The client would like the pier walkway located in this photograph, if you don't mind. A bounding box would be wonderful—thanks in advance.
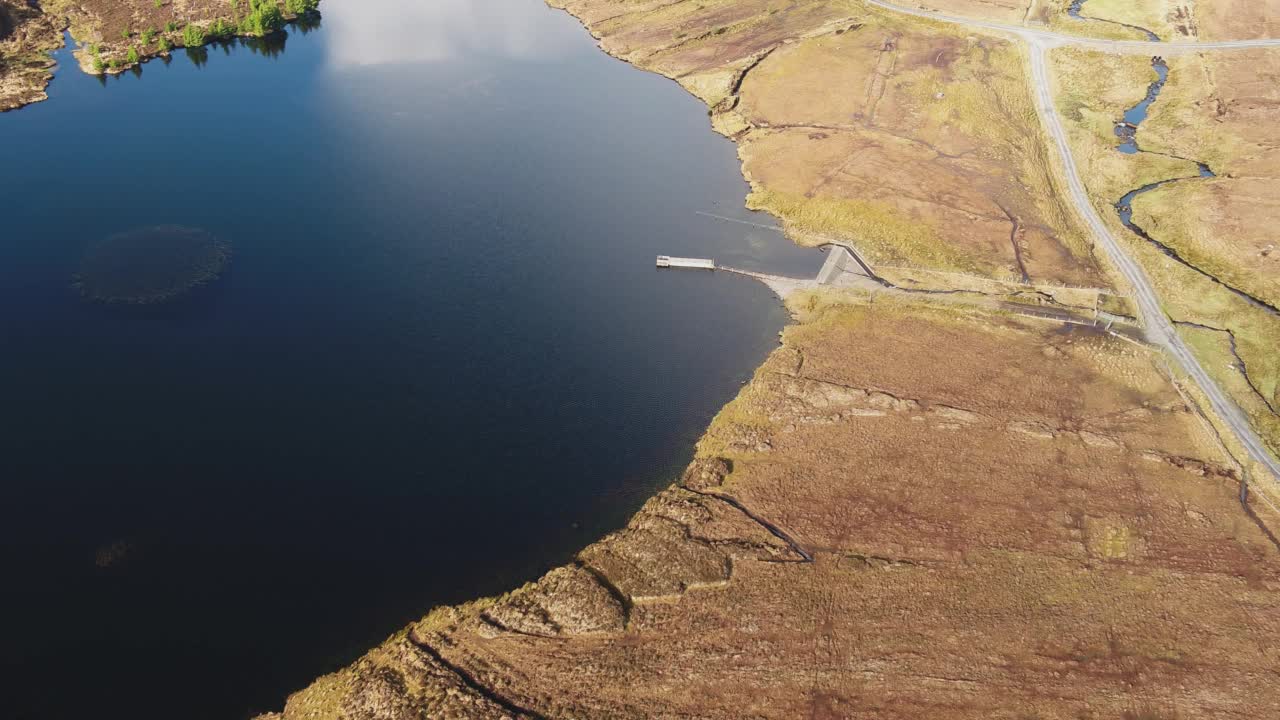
[659,238,1140,343]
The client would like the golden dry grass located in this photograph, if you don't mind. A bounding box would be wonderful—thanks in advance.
[1133,49,1280,308]
[1050,48,1199,197]
[1050,45,1280,455]
[1194,0,1280,40]
[887,0,1034,24]
[1069,0,1188,39]
[736,18,1103,284]
[545,1,1112,287]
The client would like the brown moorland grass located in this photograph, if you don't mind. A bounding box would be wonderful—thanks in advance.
[1063,0,1187,40]
[890,0,1035,25]
[552,0,1108,288]
[886,0,1143,39]
[1134,49,1280,309]
[736,19,1103,285]
[1043,0,1280,41]
[263,296,1280,720]
[845,0,1274,42]
[1051,49,1200,198]
[887,0,1157,40]
[1072,0,1280,41]
[1194,0,1280,40]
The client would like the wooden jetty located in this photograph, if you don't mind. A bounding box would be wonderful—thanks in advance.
[656,255,716,270]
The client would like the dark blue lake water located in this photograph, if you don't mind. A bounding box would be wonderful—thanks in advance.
[0,2,819,717]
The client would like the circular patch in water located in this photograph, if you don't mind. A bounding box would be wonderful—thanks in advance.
[73,225,231,304]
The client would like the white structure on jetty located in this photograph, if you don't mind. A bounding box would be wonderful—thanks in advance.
[656,255,716,270]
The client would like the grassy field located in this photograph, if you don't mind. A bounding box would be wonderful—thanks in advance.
[582,2,1108,287]
[1193,0,1280,40]
[1050,45,1280,456]
[1068,0,1183,39]
[738,12,1103,284]
[1133,49,1280,308]
[1050,49,1199,195]
[885,0,1152,39]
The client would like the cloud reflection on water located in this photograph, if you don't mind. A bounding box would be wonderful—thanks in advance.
[322,0,584,67]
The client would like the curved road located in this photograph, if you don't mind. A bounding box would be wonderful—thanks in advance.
[864,0,1280,483]
[865,0,1280,53]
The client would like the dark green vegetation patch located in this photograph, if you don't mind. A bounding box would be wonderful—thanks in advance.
[74,225,231,304]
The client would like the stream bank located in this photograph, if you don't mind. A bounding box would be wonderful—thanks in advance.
[1110,56,1278,315]
[1067,0,1160,41]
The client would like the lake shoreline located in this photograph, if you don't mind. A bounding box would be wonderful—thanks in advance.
[0,1,64,111]
[0,0,320,112]
[11,1,1280,716]
[2,4,819,715]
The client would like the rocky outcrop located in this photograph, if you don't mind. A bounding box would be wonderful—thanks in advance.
[0,0,64,112]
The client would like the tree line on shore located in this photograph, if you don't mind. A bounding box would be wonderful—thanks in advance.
[88,0,319,73]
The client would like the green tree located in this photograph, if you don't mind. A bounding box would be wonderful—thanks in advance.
[127,46,139,64]
[183,24,205,46]
[240,0,285,36]
[285,0,319,14]
[208,18,235,39]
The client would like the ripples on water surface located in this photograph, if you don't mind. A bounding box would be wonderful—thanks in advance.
[0,1,820,717]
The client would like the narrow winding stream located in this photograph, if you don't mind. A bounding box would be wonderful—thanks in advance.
[1068,0,1161,42]
[1110,57,1278,315]
[1106,51,1279,425]
[1113,57,1169,154]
